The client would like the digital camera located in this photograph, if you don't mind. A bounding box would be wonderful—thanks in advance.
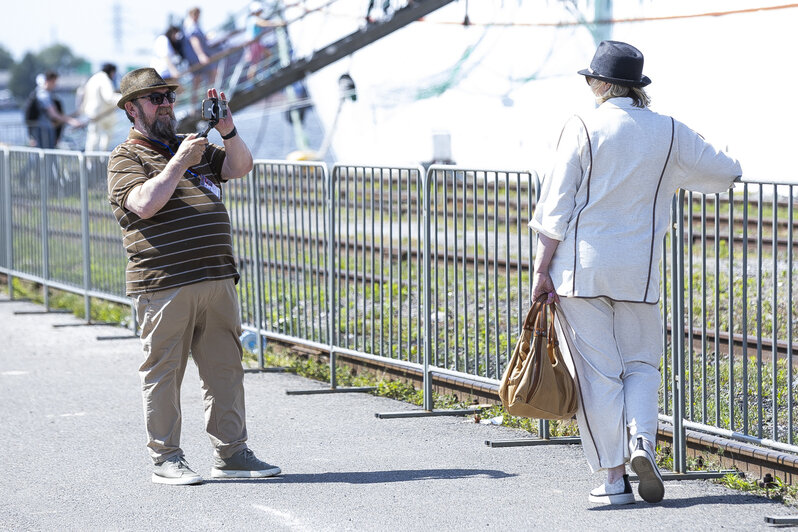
[201,97,228,122]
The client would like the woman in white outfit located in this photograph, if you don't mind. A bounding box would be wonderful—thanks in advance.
[529,40,742,505]
[80,63,121,152]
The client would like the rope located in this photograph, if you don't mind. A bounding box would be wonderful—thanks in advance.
[413,25,490,100]
[316,2,798,28]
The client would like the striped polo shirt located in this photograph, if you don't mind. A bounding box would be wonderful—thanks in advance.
[107,128,239,296]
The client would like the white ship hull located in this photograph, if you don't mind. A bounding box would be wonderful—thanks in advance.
[283,0,797,181]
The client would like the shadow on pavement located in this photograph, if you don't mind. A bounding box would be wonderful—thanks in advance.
[588,493,781,510]
[204,468,517,484]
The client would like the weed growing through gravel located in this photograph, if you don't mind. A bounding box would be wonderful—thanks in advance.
[718,472,798,507]
[247,342,465,408]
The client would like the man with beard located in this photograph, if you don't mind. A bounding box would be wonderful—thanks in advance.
[107,68,281,485]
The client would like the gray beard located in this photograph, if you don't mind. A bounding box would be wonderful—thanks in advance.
[149,115,178,141]
[135,103,178,142]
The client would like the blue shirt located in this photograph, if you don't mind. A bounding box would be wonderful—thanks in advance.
[182,20,208,65]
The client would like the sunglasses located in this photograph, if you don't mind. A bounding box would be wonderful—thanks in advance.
[134,90,177,105]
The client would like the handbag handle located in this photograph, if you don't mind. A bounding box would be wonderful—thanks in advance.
[522,296,547,332]
[546,302,559,349]
[539,300,561,364]
[523,295,555,340]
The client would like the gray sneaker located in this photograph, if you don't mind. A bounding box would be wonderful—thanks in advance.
[211,448,281,478]
[152,455,203,485]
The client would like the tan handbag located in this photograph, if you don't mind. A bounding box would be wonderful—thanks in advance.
[499,298,578,420]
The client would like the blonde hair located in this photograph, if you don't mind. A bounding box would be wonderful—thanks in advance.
[588,77,650,108]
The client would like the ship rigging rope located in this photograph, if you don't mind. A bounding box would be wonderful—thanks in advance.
[283,0,346,25]
[415,2,798,27]
[315,2,798,27]
[413,25,490,100]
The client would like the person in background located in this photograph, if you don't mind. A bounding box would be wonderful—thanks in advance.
[80,63,121,152]
[28,71,82,149]
[151,25,185,82]
[244,1,283,80]
[106,68,280,485]
[182,7,215,102]
[529,41,742,506]
[365,0,392,24]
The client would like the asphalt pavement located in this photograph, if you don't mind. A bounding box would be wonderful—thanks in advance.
[0,294,794,531]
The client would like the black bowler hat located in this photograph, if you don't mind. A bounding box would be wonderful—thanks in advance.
[578,40,651,87]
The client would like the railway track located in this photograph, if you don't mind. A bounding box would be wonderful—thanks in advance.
[673,323,797,361]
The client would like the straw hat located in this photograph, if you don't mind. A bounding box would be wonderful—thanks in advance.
[117,68,179,110]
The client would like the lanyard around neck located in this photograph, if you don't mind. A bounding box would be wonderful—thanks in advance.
[145,136,200,179]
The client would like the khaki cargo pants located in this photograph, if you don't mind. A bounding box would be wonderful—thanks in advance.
[134,278,247,463]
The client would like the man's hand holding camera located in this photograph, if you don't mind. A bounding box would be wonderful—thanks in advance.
[203,88,253,180]
[204,88,235,139]
[174,134,208,169]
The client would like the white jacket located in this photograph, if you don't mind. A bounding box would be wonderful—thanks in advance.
[80,71,120,126]
[530,97,742,303]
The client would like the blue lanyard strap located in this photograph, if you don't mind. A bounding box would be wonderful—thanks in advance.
[147,136,200,179]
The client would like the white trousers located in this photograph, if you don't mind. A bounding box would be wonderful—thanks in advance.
[556,296,662,472]
[84,118,116,152]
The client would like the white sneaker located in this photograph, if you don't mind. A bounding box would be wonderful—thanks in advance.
[630,437,664,503]
[588,474,635,505]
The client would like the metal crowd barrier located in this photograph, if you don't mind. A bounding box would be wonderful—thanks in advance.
[229,160,331,369]
[425,166,537,378]
[1,146,797,476]
[329,164,427,388]
[0,147,131,319]
[664,180,797,472]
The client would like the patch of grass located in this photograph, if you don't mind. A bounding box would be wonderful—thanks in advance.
[7,278,130,326]
[655,444,725,473]
[460,403,580,437]
[654,444,798,508]
[246,342,465,409]
[473,404,538,434]
[718,472,798,507]
[374,379,424,405]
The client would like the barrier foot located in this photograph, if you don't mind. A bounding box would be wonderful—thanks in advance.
[14,309,71,315]
[628,470,740,482]
[96,334,139,341]
[53,321,119,328]
[286,386,377,395]
[765,515,798,526]
[244,367,294,374]
[375,408,480,419]
[485,437,581,447]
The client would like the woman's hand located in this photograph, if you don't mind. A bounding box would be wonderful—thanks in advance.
[531,233,561,304]
[531,270,559,304]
